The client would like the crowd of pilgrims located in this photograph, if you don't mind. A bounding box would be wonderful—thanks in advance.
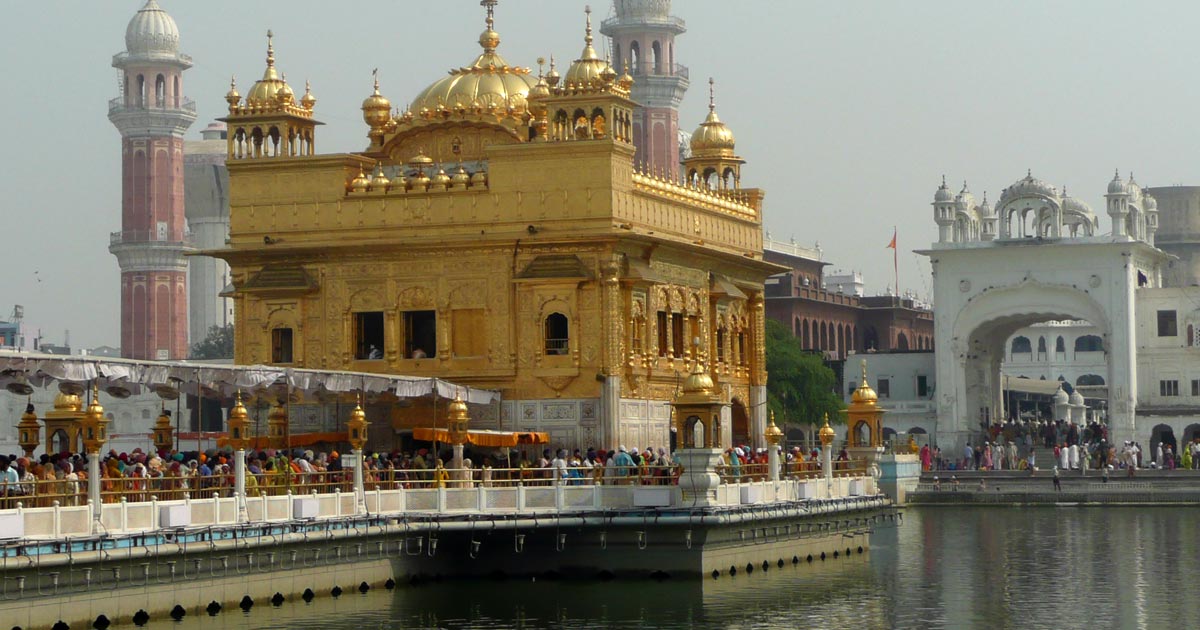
[0,439,860,506]
[915,417,1200,473]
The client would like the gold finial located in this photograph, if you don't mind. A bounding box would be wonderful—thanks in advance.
[536,57,545,78]
[266,29,275,67]
[708,77,716,113]
[584,5,593,45]
[482,0,497,30]
[372,67,380,94]
[229,75,236,90]
[860,358,868,383]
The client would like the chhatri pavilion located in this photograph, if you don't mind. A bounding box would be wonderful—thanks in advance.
[208,2,780,451]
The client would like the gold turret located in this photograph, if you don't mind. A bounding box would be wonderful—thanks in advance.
[227,391,250,451]
[684,78,745,191]
[347,395,369,451]
[222,30,321,160]
[17,401,40,457]
[447,391,470,445]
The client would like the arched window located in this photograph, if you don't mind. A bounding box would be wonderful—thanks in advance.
[1076,374,1105,387]
[864,326,879,351]
[137,74,146,108]
[173,76,180,108]
[1036,336,1047,360]
[613,43,622,73]
[1055,336,1066,354]
[1011,336,1032,355]
[1074,335,1103,354]
[155,74,165,107]
[897,332,909,351]
[651,41,662,74]
[802,319,810,348]
[629,41,641,73]
[544,313,569,355]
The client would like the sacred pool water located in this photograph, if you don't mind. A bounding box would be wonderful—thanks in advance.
[144,507,1197,629]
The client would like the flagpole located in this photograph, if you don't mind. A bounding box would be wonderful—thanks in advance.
[893,226,899,300]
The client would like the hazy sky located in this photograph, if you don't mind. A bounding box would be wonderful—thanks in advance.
[2,0,1198,351]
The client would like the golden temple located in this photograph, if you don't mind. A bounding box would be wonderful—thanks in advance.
[208,2,780,450]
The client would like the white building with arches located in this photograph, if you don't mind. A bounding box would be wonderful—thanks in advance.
[921,170,1170,452]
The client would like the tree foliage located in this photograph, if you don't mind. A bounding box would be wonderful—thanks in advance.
[190,324,234,360]
[765,319,844,426]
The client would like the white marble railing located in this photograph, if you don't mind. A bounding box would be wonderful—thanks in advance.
[1,475,877,539]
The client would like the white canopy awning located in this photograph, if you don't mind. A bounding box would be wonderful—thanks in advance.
[0,351,499,405]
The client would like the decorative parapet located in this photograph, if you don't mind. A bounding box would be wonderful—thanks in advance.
[631,169,756,219]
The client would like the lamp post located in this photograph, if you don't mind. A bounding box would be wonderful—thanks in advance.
[80,384,111,533]
[819,412,836,498]
[765,410,783,485]
[447,392,470,482]
[227,392,251,523]
[152,407,174,455]
[346,396,369,515]
[17,401,40,458]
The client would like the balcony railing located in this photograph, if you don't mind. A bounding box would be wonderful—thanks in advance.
[110,230,194,247]
[108,96,197,116]
[623,60,689,80]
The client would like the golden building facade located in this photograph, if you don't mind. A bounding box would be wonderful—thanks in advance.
[210,5,779,450]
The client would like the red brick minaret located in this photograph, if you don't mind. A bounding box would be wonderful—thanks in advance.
[108,0,196,360]
[600,0,689,180]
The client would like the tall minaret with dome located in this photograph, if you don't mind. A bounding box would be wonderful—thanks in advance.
[600,0,689,180]
[108,0,196,360]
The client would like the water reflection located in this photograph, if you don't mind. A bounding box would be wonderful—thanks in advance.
[156,508,1198,629]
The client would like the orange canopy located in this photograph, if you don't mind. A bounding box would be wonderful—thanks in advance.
[411,427,550,448]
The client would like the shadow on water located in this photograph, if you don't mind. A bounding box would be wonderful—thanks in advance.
[145,507,1200,629]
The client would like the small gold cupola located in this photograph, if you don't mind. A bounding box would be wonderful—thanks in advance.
[221,30,322,160]
[684,78,745,190]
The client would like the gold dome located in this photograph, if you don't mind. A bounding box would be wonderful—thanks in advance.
[229,392,249,424]
[765,411,784,445]
[849,359,878,405]
[225,76,241,109]
[246,31,295,106]
[54,391,82,412]
[564,7,608,89]
[818,413,836,446]
[448,394,470,423]
[408,150,434,169]
[680,362,715,396]
[618,63,634,91]
[407,4,535,118]
[369,162,391,190]
[362,74,392,128]
[451,165,471,187]
[431,165,452,188]
[350,165,369,193]
[300,79,316,109]
[690,78,736,157]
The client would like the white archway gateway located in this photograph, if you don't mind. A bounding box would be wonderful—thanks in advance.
[919,171,1170,452]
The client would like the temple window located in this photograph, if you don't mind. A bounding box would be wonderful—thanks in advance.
[544,313,569,355]
[272,327,294,363]
[354,312,385,360]
[878,378,890,399]
[402,310,436,359]
[451,309,486,358]
[716,328,726,363]
[736,331,747,365]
